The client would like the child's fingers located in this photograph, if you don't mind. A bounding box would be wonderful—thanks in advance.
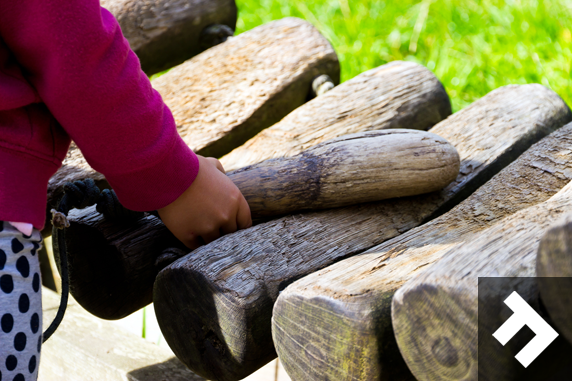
[202,229,221,244]
[204,156,225,174]
[221,217,238,235]
[184,236,204,251]
[237,196,252,230]
[176,231,203,250]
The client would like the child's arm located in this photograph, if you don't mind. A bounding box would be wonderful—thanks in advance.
[0,0,251,247]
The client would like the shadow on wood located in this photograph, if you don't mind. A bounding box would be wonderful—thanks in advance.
[53,129,459,320]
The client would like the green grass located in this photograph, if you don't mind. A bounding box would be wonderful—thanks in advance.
[235,0,572,112]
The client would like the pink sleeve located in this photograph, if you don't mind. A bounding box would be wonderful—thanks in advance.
[0,0,199,211]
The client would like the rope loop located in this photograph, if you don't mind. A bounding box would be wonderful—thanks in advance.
[61,178,100,212]
[97,189,145,221]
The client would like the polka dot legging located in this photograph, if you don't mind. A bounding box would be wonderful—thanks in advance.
[0,221,42,381]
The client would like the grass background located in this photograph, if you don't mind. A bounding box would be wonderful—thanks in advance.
[234,0,572,112]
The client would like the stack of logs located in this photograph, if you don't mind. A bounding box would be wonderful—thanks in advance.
[45,5,572,381]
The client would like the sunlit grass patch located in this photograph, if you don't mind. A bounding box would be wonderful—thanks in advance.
[235,0,572,112]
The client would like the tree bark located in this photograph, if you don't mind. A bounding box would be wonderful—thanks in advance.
[272,122,572,381]
[152,84,570,381]
[391,184,572,381]
[55,129,460,320]
[220,60,451,172]
[537,218,572,345]
[46,17,340,220]
[101,0,238,75]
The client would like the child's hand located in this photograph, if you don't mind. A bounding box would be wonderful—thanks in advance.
[157,155,252,249]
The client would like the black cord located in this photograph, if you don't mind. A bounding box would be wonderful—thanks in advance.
[42,225,69,342]
[43,178,144,343]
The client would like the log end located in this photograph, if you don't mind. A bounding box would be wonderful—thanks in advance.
[54,216,146,320]
[154,259,276,381]
[273,287,415,381]
[57,207,180,320]
[392,283,477,381]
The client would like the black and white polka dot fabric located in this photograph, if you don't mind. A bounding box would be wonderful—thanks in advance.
[0,221,42,381]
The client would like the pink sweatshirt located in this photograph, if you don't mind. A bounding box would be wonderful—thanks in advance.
[0,0,200,230]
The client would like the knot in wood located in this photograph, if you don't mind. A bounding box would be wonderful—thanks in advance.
[431,336,459,367]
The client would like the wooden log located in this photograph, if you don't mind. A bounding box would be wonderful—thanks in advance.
[40,287,204,381]
[233,129,460,217]
[220,60,452,172]
[154,17,341,158]
[53,129,460,321]
[101,0,237,75]
[153,85,571,381]
[536,218,572,345]
[46,17,341,217]
[391,183,572,381]
[271,122,572,381]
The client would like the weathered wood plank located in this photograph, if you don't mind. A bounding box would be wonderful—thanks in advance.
[536,218,572,345]
[101,0,238,75]
[272,122,572,381]
[39,287,204,381]
[391,184,572,381]
[47,17,340,216]
[220,60,451,172]
[153,85,571,381]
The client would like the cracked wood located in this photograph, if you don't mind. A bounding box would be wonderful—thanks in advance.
[221,60,451,171]
[153,84,570,381]
[392,184,572,381]
[272,122,572,381]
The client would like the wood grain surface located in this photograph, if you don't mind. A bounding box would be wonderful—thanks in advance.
[537,217,572,345]
[152,85,570,381]
[234,129,460,217]
[154,17,340,158]
[53,129,459,321]
[221,60,451,171]
[101,0,237,75]
[391,184,572,381]
[46,17,340,221]
[272,122,572,381]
